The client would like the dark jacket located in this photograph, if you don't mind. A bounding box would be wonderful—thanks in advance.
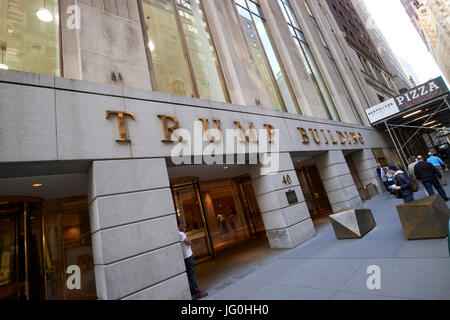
[414,160,442,180]
[393,171,413,197]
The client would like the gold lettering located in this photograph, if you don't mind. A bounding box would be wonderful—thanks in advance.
[158,115,183,142]
[328,130,338,144]
[309,128,321,144]
[106,110,135,142]
[358,133,365,144]
[264,124,275,143]
[344,132,352,144]
[320,129,329,144]
[350,132,359,144]
[200,118,222,142]
[297,127,310,144]
[234,121,258,143]
[336,131,347,144]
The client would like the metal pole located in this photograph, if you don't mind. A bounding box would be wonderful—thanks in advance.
[399,100,446,148]
[391,125,409,171]
[385,121,407,171]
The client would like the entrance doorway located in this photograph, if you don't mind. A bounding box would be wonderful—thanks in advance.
[0,197,96,300]
[0,199,44,300]
[296,165,332,224]
[170,175,266,262]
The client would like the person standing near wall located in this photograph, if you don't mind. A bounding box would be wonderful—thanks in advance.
[427,152,448,186]
[178,222,208,300]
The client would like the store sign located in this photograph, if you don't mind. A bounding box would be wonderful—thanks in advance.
[395,77,448,111]
[366,76,449,124]
[365,98,399,124]
[105,112,365,146]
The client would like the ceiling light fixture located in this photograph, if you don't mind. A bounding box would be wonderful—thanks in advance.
[424,120,437,126]
[32,184,43,187]
[36,0,53,22]
[402,110,421,118]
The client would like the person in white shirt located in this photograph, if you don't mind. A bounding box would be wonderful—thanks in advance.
[178,221,208,299]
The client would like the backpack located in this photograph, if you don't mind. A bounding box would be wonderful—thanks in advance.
[409,176,419,192]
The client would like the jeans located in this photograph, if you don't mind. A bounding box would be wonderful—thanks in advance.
[184,256,199,295]
[403,194,415,203]
[422,176,448,200]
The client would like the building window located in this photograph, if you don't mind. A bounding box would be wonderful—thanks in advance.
[0,0,61,76]
[305,1,362,124]
[234,0,300,114]
[278,0,340,121]
[141,0,229,102]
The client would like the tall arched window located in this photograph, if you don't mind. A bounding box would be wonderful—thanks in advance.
[141,0,229,103]
[305,0,363,124]
[234,0,300,114]
[278,0,340,121]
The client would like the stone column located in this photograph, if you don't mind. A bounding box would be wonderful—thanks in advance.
[250,153,316,249]
[351,148,384,192]
[88,158,191,300]
[315,150,362,213]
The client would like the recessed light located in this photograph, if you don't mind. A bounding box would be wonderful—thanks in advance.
[32,184,43,187]
[224,166,228,169]
[36,8,53,22]
[0,64,8,70]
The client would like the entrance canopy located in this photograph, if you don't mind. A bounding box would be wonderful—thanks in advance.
[365,76,450,169]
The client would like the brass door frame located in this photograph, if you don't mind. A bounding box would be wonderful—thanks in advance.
[0,197,44,300]
[296,165,332,216]
[235,176,258,237]
[170,179,216,261]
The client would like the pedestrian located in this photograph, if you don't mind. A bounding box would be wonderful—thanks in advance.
[427,152,447,186]
[388,165,414,203]
[414,155,449,201]
[407,157,418,177]
[217,213,228,234]
[382,167,395,196]
[229,207,237,231]
[408,156,426,195]
[178,221,208,300]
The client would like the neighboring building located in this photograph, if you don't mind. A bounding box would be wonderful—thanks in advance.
[324,0,400,104]
[401,0,450,83]
[350,0,414,93]
[0,0,397,300]
[400,57,421,85]
[400,0,427,42]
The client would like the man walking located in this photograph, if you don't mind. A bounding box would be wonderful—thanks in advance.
[414,155,449,201]
[388,165,414,203]
[427,152,447,186]
[178,222,208,300]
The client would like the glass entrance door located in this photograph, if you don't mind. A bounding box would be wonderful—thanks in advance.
[296,165,332,220]
[171,181,214,262]
[235,176,265,238]
[0,199,44,300]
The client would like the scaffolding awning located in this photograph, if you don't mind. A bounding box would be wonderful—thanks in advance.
[365,76,450,169]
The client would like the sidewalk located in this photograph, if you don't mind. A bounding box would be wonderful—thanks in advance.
[203,182,450,300]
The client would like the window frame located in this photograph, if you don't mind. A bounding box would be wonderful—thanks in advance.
[278,0,340,121]
[138,0,231,102]
[233,0,301,114]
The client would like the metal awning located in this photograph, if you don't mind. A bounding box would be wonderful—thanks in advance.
[366,77,450,170]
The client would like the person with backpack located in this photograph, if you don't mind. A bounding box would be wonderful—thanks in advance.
[388,165,414,203]
[414,155,450,201]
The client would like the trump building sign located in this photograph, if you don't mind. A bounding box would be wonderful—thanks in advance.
[365,76,449,124]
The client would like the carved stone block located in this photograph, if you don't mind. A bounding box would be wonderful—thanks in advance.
[396,195,450,240]
[330,208,376,239]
